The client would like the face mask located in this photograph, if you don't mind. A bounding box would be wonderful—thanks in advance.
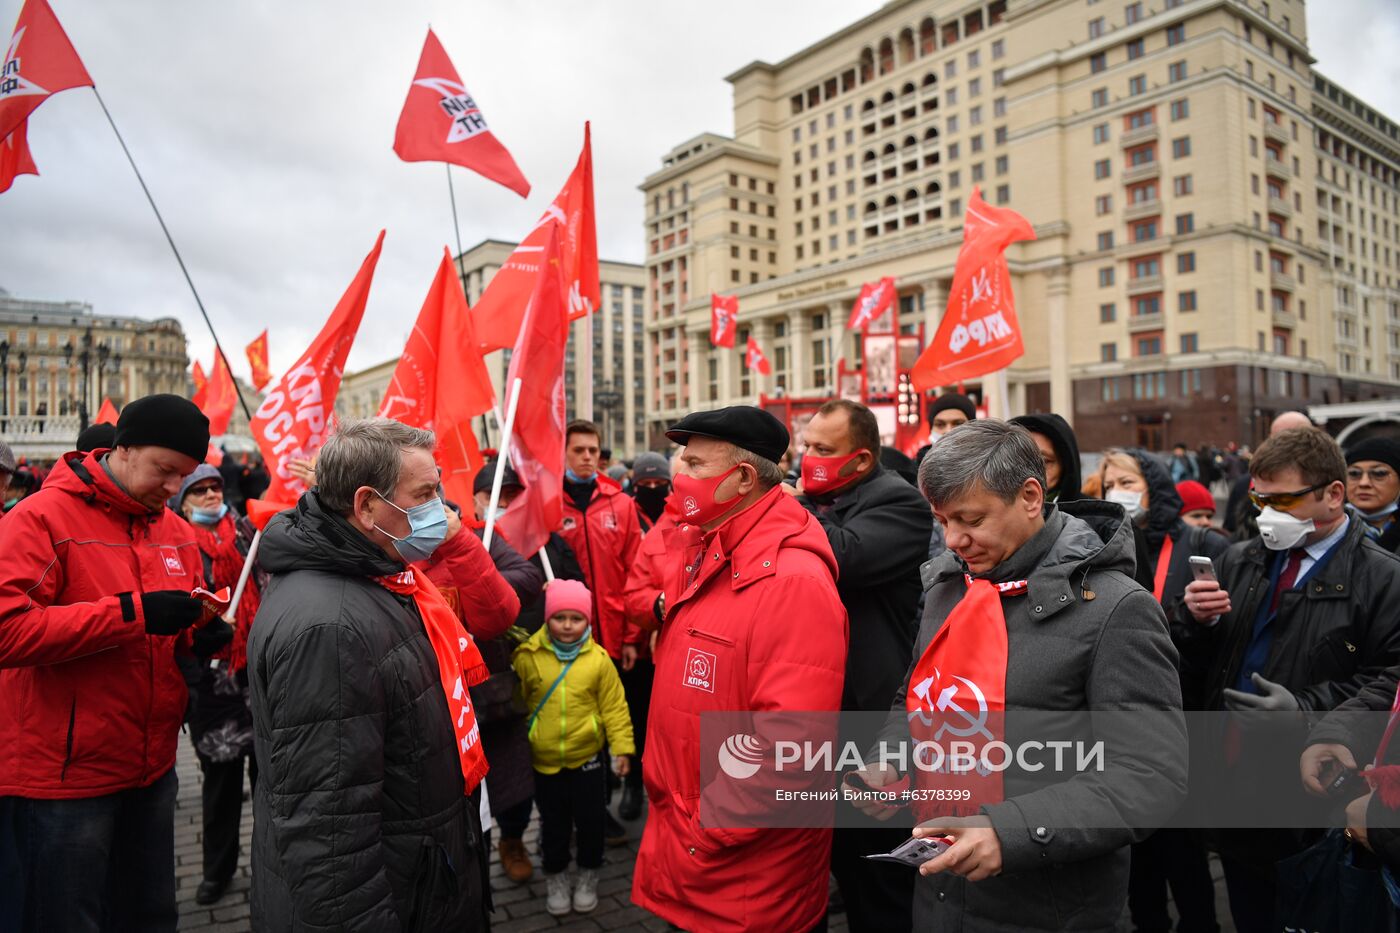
[490,506,508,523]
[374,492,449,563]
[191,503,229,526]
[1256,506,1316,551]
[801,451,866,497]
[1106,488,1146,521]
[3,498,17,510]
[564,468,595,485]
[666,465,743,527]
[1360,501,1400,522]
[633,484,670,522]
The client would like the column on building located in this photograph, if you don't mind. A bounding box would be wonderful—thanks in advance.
[827,301,852,387]
[719,326,736,405]
[921,277,947,339]
[687,327,706,414]
[789,311,811,397]
[1046,266,1072,422]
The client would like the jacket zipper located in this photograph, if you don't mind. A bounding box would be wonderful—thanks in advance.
[686,627,735,648]
[131,515,154,785]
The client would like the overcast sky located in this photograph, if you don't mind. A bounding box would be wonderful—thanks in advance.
[2,0,1397,380]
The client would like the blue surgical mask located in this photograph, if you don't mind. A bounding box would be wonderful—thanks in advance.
[374,492,449,563]
[564,468,595,485]
[191,503,229,526]
[1361,501,1400,522]
[490,506,508,523]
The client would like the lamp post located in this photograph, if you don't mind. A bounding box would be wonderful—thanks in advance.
[63,330,95,431]
[0,343,27,431]
[595,383,623,454]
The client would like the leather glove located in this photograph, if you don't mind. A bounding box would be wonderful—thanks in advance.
[136,590,206,636]
[192,618,235,659]
[1222,672,1299,712]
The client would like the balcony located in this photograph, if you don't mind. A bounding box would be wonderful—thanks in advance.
[1272,310,1298,330]
[1127,274,1163,295]
[1268,196,1294,217]
[1270,270,1297,291]
[0,414,83,459]
[1121,124,1159,147]
[1265,156,1292,179]
[1264,121,1290,144]
[1128,312,1164,332]
[1124,198,1161,220]
[1123,162,1161,184]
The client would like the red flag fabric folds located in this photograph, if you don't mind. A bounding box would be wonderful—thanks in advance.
[470,124,598,353]
[0,119,36,193]
[245,330,271,391]
[93,397,117,425]
[202,352,238,437]
[745,336,772,376]
[495,223,569,559]
[393,28,530,198]
[191,361,208,410]
[710,293,737,348]
[0,0,92,140]
[847,277,897,331]
[251,231,385,503]
[911,188,1036,390]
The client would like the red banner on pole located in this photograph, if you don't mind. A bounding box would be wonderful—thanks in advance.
[0,0,92,140]
[847,277,897,331]
[745,336,772,376]
[202,352,238,436]
[245,330,271,391]
[710,293,738,348]
[0,120,36,193]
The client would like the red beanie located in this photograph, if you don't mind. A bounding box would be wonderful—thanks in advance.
[544,579,593,624]
[1176,480,1215,516]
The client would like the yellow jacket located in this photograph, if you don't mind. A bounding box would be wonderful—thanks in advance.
[512,628,635,774]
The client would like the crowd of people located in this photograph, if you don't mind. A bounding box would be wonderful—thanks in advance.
[3,390,1400,932]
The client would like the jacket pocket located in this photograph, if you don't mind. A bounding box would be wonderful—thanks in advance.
[406,838,459,933]
[1310,630,1360,684]
[60,692,77,781]
[686,627,735,647]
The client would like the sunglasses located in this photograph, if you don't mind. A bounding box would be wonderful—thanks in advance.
[187,484,222,497]
[1249,481,1329,511]
[1347,467,1396,484]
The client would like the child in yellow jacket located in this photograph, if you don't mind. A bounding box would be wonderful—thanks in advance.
[512,579,633,917]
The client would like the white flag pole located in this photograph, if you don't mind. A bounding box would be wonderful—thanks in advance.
[221,528,262,624]
[537,546,556,583]
[481,377,524,552]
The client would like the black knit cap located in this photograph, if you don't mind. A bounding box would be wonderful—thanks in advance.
[928,392,977,422]
[666,405,789,464]
[1345,437,1400,476]
[113,394,210,463]
[473,460,524,494]
[75,423,116,453]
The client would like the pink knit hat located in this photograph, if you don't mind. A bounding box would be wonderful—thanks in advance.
[544,579,593,624]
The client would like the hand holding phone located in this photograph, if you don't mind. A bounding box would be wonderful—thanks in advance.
[1188,555,1217,584]
[863,834,953,867]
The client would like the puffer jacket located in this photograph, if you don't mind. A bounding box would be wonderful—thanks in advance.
[247,492,486,933]
[0,449,202,798]
[560,478,643,658]
[512,627,634,774]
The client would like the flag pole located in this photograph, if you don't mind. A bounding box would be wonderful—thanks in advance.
[222,529,262,624]
[91,88,252,424]
[445,164,466,276]
[481,377,523,551]
[537,547,556,583]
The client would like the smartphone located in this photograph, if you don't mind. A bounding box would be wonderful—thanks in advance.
[1189,555,1217,584]
[863,835,953,867]
[1322,760,1369,801]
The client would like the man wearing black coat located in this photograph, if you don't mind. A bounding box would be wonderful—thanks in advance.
[791,399,933,933]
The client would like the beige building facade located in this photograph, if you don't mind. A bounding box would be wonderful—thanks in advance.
[641,0,1400,451]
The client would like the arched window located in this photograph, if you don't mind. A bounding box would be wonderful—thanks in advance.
[904,188,920,202]
[862,150,877,163]
[882,143,897,156]
[923,126,940,142]
[884,195,899,209]
[919,18,937,55]
[878,38,895,75]
[926,181,942,196]
[880,90,896,105]
[898,29,916,65]
[864,201,879,215]
[859,48,874,84]
[902,135,918,149]
[922,72,938,87]
[901,82,916,97]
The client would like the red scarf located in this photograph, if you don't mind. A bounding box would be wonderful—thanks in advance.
[904,575,1019,822]
[374,568,490,794]
[191,513,262,672]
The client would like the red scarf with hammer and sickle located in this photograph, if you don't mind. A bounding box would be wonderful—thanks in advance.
[904,575,1019,821]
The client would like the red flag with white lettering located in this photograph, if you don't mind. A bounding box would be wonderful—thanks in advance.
[0,0,92,140]
[496,223,568,559]
[911,188,1035,390]
[251,231,385,503]
[847,276,897,331]
[745,336,771,376]
[245,330,271,391]
[379,247,496,506]
[470,124,597,353]
[393,29,530,198]
[202,352,238,436]
[191,361,208,410]
[710,293,737,348]
[0,119,36,193]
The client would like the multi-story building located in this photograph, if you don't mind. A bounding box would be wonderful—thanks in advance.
[641,0,1400,451]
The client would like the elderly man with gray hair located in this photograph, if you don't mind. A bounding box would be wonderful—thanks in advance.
[854,419,1187,932]
[247,418,489,932]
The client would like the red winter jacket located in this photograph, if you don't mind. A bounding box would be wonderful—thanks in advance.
[419,523,521,641]
[632,488,848,933]
[559,480,643,658]
[0,450,203,798]
[622,513,678,656]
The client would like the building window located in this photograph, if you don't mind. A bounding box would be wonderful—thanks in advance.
[1098,231,1116,250]
[1179,290,1198,312]
[1090,52,1107,74]
[1100,302,1117,323]
[992,39,1005,60]
[1180,332,1198,353]
[996,184,1011,204]
[1128,74,1147,96]
[1177,251,1196,273]
[1101,343,1118,362]
[1125,2,1143,24]
[1094,158,1112,179]
[1166,23,1186,46]
[1173,174,1193,196]
[1092,88,1109,108]
[1096,194,1113,215]
[1089,17,1105,39]
[1132,256,1160,278]
[1093,122,1110,144]
[1099,267,1116,287]
[995,155,1009,174]
[1131,218,1158,242]
[1127,38,1145,60]
[1170,98,1190,121]
[1175,213,1195,234]
[1168,60,1187,82]
[1134,334,1163,356]
[994,97,1007,117]
[1128,144,1156,166]
[1133,294,1162,316]
[1172,136,1192,158]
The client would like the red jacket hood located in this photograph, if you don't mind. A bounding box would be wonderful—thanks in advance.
[45,449,158,517]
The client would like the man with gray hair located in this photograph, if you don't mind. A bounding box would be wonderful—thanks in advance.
[247,418,488,932]
[853,419,1187,932]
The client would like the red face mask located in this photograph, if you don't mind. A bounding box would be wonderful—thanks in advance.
[666,464,744,526]
[801,451,866,497]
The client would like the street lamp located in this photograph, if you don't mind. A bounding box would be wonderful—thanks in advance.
[595,383,623,453]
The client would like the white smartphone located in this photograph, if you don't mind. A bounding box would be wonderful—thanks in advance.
[1189,555,1217,584]
[863,834,953,867]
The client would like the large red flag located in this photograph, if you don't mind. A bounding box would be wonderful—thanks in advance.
[911,188,1036,390]
[251,231,385,503]
[496,223,568,559]
[847,276,897,330]
[191,360,208,410]
[470,123,598,353]
[0,119,36,193]
[393,29,530,198]
[202,352,238,436]
[379,247,496,507]
[745,336,772,376]
[93,396,117,425]
[245,330,271,391]
[0,0,92,140]
[710,293,737,348]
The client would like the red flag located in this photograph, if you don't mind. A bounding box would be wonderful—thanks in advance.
[496,223,569,559]
[0,119,36,193]
[393,29,530,198]
[470,123,598,352]
[847,276,897,331]
[745,336,772,376]
[202,352,238,436]
[911,188,1036,390]
[191,361,208,410]
[93,396,117,425]
[379,247,496,506]
[710,293,738,348]
[245,330,271,391]
[0,0,93,140]
[251,231,385,503]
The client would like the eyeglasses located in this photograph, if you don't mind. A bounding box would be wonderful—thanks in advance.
[1347,467,1395,484]
[186,484,222,497]
[1248,481,1329,511]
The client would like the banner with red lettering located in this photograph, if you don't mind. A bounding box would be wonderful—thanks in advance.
[251,231,385,502]
[0,120,36,193]
[245,330,271,391]
[0,0,93,140]
[745,336,771,376]
[710,293,737,348]
[911,188,1035,390]
[847,277,896,331]
[470,123,597,353]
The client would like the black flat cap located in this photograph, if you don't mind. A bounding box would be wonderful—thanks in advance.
[114,394,209,463]
[473,460,524,494]
[666,406,789,464]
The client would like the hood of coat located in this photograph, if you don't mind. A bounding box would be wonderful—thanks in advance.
[1126,448,1184,549]
[1010,413,1082,502]
[257,490,404,579]
[43,448,156,516]
[723,486,840,588]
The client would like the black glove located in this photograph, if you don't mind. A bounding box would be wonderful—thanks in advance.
[137,590,206,636]
[192,618,235,659]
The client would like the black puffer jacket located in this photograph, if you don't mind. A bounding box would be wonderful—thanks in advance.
[247,493,486,933]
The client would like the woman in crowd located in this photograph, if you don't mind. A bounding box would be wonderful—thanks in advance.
[1345,437,1400,553]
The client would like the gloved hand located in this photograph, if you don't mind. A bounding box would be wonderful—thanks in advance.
[192,618,235,659]
[139,590,206,636]
[1222,672,1299,712]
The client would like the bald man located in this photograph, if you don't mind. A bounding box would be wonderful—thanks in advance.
[1225,411,1314,534]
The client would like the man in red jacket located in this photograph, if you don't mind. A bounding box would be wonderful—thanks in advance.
[632,406,848,933]
[0,394,225,932]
